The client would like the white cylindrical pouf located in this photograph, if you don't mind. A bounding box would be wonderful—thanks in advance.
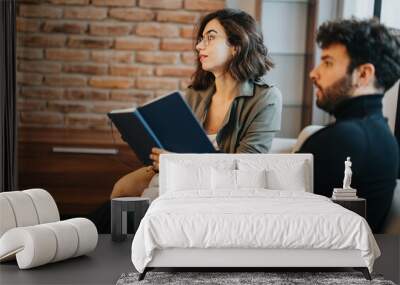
[0,195,17,237]
[65,218,98,257]
[1,192,39,227]
[0,226,57,269]
[42,221,79,263]
[23,189,60,224]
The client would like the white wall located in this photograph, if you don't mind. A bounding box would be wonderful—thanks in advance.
[380,0,400,132]
[225,0,257,17]
[339,0,374,19]
[381,0,400,29]
[311,0,340,126]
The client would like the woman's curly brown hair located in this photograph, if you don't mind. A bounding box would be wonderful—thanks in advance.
[316,18,400,91]
[191,8,274,90]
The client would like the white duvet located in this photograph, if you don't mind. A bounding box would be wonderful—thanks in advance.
[131,190,380,273]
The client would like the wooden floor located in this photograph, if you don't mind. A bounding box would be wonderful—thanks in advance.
[0,235,398,285]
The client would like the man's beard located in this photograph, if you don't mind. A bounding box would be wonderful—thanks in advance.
[315,74,355,113]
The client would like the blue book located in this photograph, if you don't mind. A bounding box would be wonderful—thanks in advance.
[107,91,216,165]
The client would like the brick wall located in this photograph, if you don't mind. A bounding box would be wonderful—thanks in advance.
[16,0,225,130]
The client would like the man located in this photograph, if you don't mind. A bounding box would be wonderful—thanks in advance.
[298,18,400,233]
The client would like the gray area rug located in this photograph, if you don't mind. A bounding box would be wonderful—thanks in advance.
[116,271,396,285]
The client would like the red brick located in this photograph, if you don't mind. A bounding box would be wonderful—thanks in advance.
[48,0,90,4]
[136,51,178,64]
[92,102,129,113]
[91,50,133,63]
[18,34,66,48]
[109,8,154,21]
[157,11,199,24]
[42,21,87,34]
[16,18,40,32]
[44,75,87,87]
[161,38,193,51]
[90,23,132,36]
[17,48,43,60]
[180,78,192,89]
[17,72,43,85]
[154,89,178,97]
[48,101,89,113]
[19,4,62,18]
[19,60,62,73]
[180,26,195,38]
[20,86,64,99]
[110,89,153,102]
[67,36,113,49]
[63,63,108,75]
[65,88,109,100]
[139,0,182,9]
[184,0,225,11]
[115,36,159,50]
[92,0,136,6]
[181,51,197,64]
[17,99,46,112]
[136,77,179,90]
[110,64,153,76]
[65,114,108,129]
[89,77,134,89]
[155,65,195,77]
[45,49,89,61]
[20,112,63,125]
[64,7,107,20]
[135,23,179,38]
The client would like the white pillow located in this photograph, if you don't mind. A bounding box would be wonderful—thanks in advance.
[266,162,307,191]
[211,169,268,190]
[211,168,236,190]
[167,162,211,191]
[237,158,309,192]
[237,169,267,188]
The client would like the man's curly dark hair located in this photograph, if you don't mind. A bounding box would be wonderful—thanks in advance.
[316,18,400,91]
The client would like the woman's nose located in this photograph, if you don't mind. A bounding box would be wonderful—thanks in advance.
[196,40,205,51]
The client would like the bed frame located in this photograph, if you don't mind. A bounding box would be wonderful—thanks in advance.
[137,154,373,281]
[138,248,371,280]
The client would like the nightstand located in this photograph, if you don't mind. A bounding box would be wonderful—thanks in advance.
[331,198,366,218]
[111,197,150,242]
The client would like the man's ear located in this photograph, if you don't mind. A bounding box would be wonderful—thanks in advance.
[354,63,376,87]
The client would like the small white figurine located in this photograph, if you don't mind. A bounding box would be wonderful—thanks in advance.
[342,157,353,190]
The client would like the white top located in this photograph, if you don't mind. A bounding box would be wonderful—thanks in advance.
[207,133,219,150]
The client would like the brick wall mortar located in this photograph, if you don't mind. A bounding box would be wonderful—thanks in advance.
[17,0,225,129]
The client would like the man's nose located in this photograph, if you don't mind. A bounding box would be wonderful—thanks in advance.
[309,66,318,80]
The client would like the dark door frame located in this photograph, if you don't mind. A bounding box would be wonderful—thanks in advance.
[0,0,17,192]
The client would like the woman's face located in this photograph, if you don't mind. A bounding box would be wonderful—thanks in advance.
[195,19,236,76]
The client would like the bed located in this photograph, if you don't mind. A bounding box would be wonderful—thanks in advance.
[131,154,380,280]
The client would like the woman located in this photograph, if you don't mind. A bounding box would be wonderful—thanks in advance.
[111,8,282,199]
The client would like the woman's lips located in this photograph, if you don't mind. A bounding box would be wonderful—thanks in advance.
[199,55,208,62]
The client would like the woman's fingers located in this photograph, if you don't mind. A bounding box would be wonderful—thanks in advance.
[152,160,159,171]
[149,148,171,169]
[151,147,165,154]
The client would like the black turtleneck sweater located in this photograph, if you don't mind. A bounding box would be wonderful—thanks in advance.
[298,94,398,233]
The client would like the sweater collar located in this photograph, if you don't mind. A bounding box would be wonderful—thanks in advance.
[332,94,384,120]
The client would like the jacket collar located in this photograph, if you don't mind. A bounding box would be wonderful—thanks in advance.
[198,80,255,100]
[194,80,255,127]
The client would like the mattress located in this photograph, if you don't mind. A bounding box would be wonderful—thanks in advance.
[131,190,380,273]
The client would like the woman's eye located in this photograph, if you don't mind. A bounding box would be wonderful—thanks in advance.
[324,61,332,67]
[207,34,215,41]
